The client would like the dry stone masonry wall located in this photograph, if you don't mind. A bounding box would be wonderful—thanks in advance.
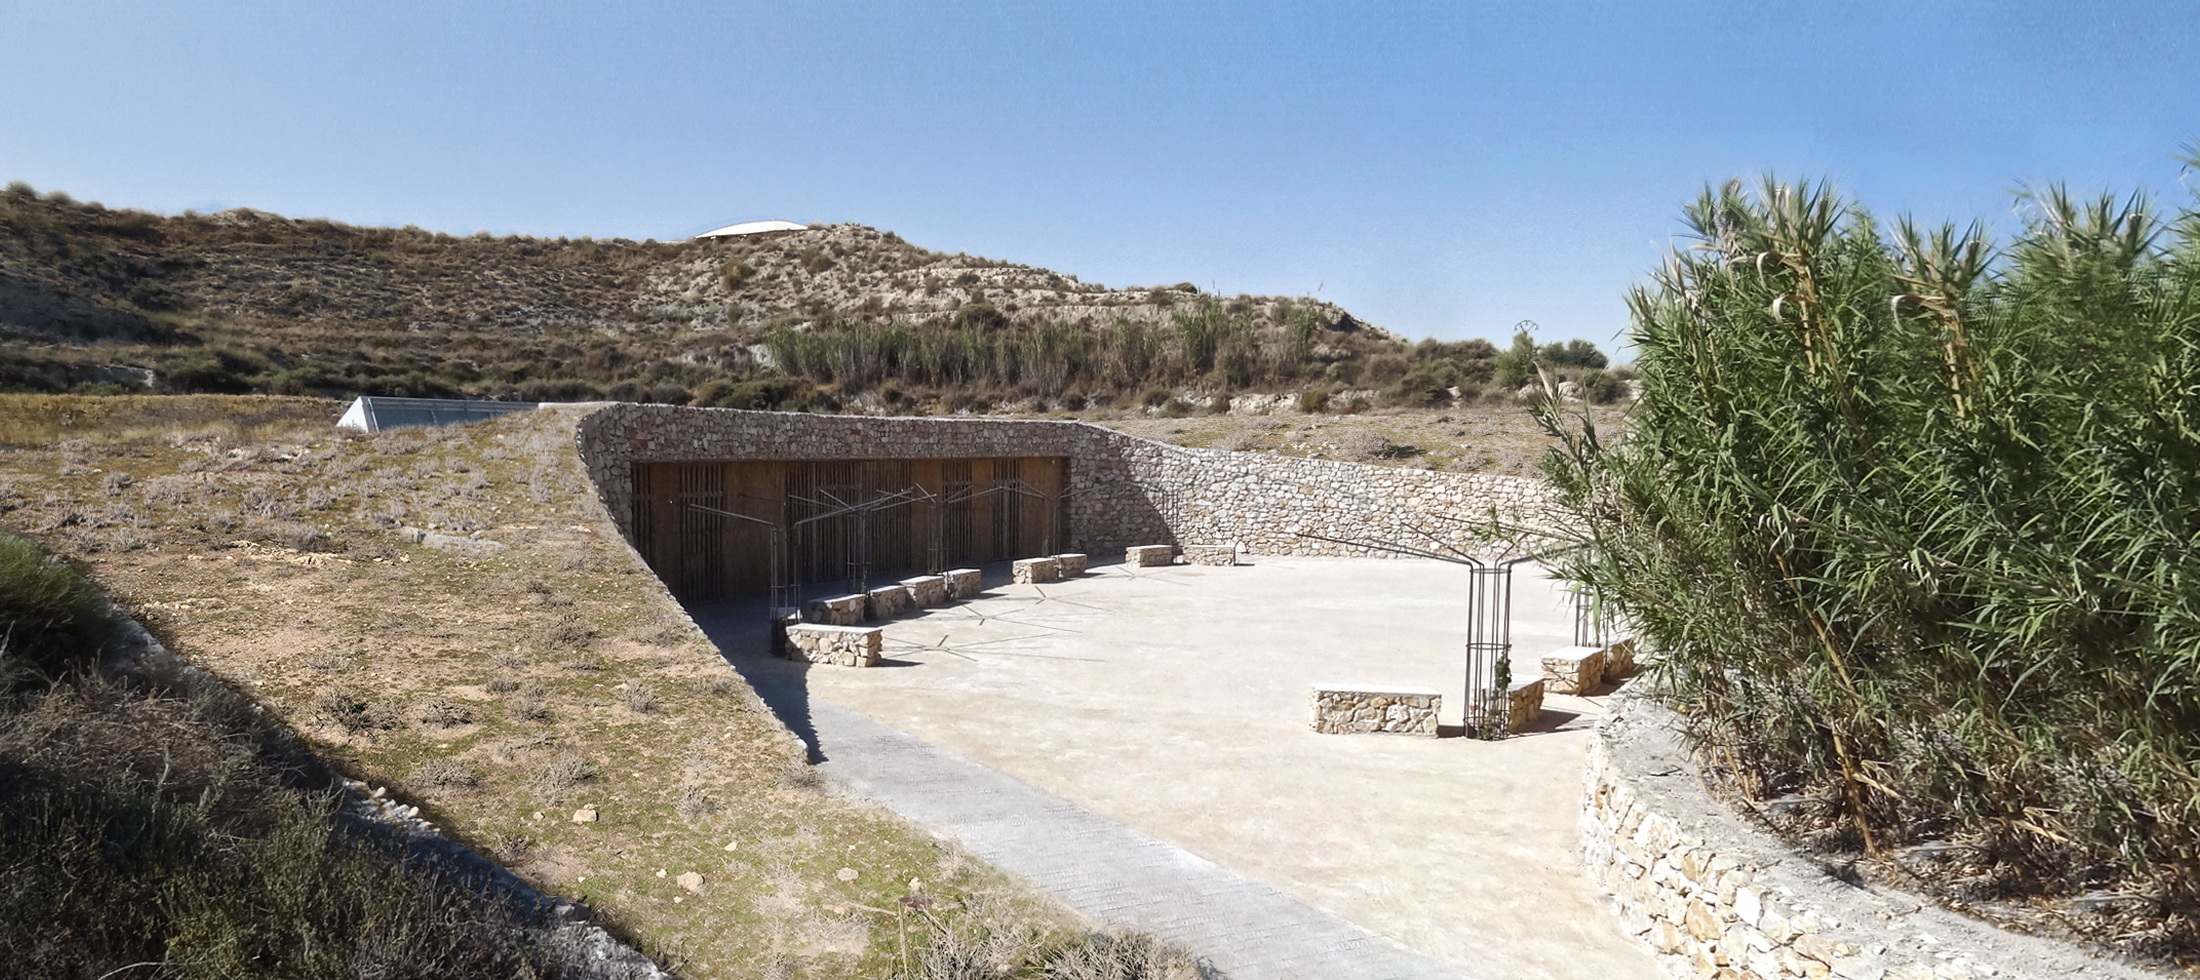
[572,405,1561,562]
[1584,697,2158,980]
[783,624,882,667]
[1310,685,1442,736]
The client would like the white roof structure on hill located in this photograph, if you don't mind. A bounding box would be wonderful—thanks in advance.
[336,396,537,434]
[694,219,806,239]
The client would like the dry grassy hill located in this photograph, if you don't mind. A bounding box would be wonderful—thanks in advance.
[0,182,1465,411]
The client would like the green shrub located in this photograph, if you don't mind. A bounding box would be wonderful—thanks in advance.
[0,533,114,684]
[1544,169,2200,932]
[0,778,572,978]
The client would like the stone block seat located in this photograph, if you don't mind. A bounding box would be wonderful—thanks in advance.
[1541,645,1608,695]
[784,624,882,667]
[1012,557,1061,584]
[944,568,983,599]
[1052,553,1087,576]
[1309,684,1442,736]
[1506,677,1546,732]
[1601,638,1638,678]
[1126,545,1175,567]
[768,607,802,658]
[804,593,870,626]
[867,584,914,618]
[1183,544,1238,566]
[900,575,949,607]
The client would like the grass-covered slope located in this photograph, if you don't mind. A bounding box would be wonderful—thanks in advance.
[0,395,1151,979]
[0,530,612,979]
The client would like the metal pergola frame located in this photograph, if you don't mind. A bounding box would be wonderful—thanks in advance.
[683,476,1070,606]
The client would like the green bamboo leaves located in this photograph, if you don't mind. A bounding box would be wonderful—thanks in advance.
[1544,169,2200,909]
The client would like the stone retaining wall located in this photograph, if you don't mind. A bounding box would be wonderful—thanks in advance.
[1583,697,2157,980]
[784,624,882,667]
[572,405,1561,562]
[1310,685,1441,735]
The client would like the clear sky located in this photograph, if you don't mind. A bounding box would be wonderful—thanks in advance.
[3,2,2196,351]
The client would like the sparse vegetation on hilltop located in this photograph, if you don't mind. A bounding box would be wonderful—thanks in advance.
[0,183,1619,413]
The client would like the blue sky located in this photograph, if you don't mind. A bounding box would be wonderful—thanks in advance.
[3,2,2196,351]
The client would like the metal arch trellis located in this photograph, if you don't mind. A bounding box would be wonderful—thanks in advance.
[685,476,1071,607]
[927,477,1064,573]
[787,484,937,596]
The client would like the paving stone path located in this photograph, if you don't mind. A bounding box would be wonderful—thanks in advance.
[804,698,1473,980]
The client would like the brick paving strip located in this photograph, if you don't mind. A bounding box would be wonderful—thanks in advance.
[804,697,1473,980]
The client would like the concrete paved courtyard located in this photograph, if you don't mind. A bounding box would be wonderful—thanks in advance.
[696,556,1662,980]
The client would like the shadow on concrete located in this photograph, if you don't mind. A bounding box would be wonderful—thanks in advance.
[682,560,1028,764]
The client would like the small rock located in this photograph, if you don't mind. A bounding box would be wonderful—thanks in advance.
[835,867,858,882]
[656,868,667,878]
[677,871,704,893]
[724,840,739,851]
[572,807,599,823]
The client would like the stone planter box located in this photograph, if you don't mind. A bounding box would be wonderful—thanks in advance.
[867,584,914,618]
[804,593,870,626]
[784,624,882,667]
[1126,545,1175,567]
[1052,553,1087,576]
[900,575,949,607]
[1183,543,1237,566]
[1309,684,1441,736]
[1542,645,1607,694]
[944,568,983,599]
[1012,557,1060,584]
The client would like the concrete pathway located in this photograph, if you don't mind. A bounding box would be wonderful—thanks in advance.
[692,557,1663,980]
[808,698,1469,980]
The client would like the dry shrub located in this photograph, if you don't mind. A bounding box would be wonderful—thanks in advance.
[310,690,393,732]
[623,684,660,714]
[414,759,478,788]
[1337,429,1392,461]
[1212,431,1260,453]
[778,760,823,791]
[673,786,718,820]
[410,697,474,728]
[484,674,520,694]
[535,614,592,651]
[508,682,552,722]
[531,754,596,802]
[695,674,736,697]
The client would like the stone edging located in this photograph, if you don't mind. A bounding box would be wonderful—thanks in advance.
[1581,695,2164,980]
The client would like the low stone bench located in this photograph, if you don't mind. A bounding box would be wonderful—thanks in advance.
[900,575,948,607]
[1183,544,1237,566]
[784,623,882,667]
[1012,557,1060,584]
[1309,684,1441,736]
[1052,553,1087,576]
[1601,638,1637,678]
[867,584,914,618]
[944,568,983,599]
[1506,677,1546,732]
[768,607,802,658]
[804,594,869,626]
[1126,545,1174,567]
[1541,645,1608,695]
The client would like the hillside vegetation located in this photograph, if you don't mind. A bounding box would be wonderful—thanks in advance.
[0,530,610,979]
[1545,169,2200,964]
[0,181,1620,413]
[0,395,1223,979]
